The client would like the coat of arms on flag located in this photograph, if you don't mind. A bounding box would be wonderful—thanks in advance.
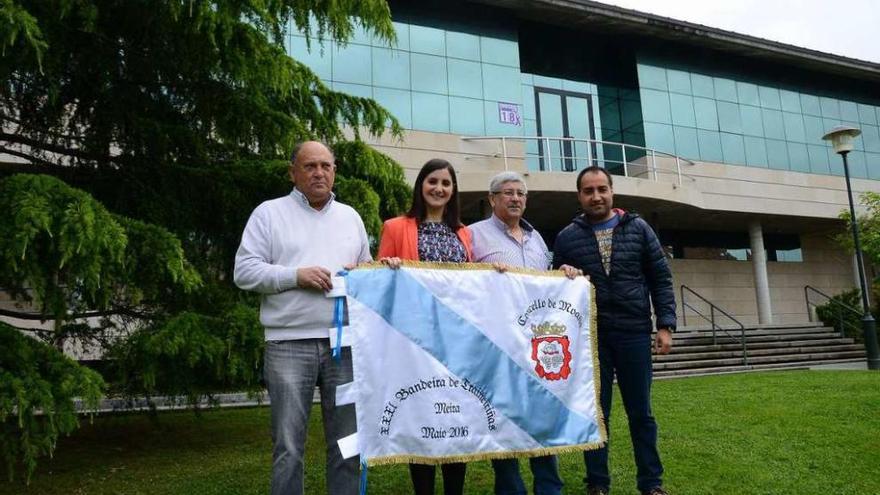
[531,322,572,381]
[333,263,605,467]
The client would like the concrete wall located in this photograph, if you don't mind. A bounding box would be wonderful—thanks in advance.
[682,160,878,220]
[348,128,526,177]
[355,128,868,221]
[672,233,856,326]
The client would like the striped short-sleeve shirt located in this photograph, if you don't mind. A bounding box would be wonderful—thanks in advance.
[469,215,551,270]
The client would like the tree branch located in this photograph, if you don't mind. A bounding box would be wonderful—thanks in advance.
[0,132,118,165]
[0,113,88,143]
[0,145,57,167]
[0,161,72,179]
[0,306,156,321]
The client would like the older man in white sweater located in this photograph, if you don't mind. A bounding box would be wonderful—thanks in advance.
[234,141,371,495]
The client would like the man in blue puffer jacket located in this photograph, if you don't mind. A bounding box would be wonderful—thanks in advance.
[553,166,675,495]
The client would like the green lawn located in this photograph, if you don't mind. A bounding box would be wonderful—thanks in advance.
[6,370,879,494]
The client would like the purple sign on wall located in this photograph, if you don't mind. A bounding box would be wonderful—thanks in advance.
[498,102,522,126]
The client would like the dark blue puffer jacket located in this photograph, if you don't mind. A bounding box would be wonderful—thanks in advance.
[552,210,676,333]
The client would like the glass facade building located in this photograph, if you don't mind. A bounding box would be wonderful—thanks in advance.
[637,61,880,179]
[282,9,880,270]
[288,21,524,136]
[278,1,880,325]
[520,74,601,172]
[287,11,880,181]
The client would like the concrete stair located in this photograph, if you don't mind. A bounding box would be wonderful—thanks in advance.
[654,323,867,378]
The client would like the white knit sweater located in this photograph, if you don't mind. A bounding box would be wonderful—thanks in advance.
[234,189,371,340]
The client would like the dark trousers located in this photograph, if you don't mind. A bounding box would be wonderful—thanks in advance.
[491,455,563,495]
[585,331,663,492]
[409,463,466,495]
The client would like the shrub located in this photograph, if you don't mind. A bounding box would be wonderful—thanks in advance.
[0,323,105,482]
[814,288,877,342]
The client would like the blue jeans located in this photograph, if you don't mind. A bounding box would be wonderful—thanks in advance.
[492,455,563,495]
[264,339,358,495]
[585,331,663,492]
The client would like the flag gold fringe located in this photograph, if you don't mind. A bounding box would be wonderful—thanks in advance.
[354,260,575,278]
[589,285,608,444]
[364,440,606,467]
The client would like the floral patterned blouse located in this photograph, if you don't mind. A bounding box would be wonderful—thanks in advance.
[417,221,467,263]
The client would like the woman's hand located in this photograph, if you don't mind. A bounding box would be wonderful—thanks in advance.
[379,257,402,269]
[559,264,583,279]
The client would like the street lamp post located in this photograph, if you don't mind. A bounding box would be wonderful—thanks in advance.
[822,125,880,370]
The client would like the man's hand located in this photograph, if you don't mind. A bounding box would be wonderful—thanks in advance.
[296,266,332,291]
[379,257,402,269]
[654,328,673,355]
[492,262,509,273]
[559,264,583,279]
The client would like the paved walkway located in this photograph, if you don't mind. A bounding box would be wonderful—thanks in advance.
[810,361,868,370]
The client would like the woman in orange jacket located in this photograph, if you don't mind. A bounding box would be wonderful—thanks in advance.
[377,158,471,495]
[378,158,472,264]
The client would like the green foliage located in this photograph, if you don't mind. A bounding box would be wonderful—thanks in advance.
[285,0,396,48]
[0,174,127,323]
[65,153,407,278]
[0,0,412,480]
[0,0,400,168]
[830,190,880,342]
[0,174,200,331]
[335,140,410,222]
[0,0,47,65]
[58,161,291,284]
[836,191,880,266]
[0,174,203,479]
[113,216,202,308]
[336,176,382,240]
[815,278,880,343]
[109,304,264,405]
[0,322,105,483]
[814,287,879,342]
[0,0,410,287]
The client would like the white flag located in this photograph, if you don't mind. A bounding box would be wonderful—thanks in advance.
[344,263,605,466]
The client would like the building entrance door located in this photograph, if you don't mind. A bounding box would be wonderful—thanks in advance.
[535,88,596,172]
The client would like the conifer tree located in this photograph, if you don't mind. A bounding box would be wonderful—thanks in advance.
[0,0,410,480]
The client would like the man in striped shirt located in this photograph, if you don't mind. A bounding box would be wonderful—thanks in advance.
[470,171,551,270]
[469,171,562,495]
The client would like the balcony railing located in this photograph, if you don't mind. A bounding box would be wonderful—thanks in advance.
[461,135,696,186]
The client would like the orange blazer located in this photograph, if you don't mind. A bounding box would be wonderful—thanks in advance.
[377,216,473,261]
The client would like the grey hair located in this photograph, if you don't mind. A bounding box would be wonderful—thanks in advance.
[489,171,527,194]
[290,141,335,164]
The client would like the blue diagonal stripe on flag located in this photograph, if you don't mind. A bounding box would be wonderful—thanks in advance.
[346,268,599,446]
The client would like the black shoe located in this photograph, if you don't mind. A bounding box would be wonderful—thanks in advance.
[587,487,609,495]
[642,487,669,495]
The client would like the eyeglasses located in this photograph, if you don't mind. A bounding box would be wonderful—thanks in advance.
[494,189,527,198]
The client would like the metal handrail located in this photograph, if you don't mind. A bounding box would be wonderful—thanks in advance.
[680,285,748,365]
[804,285,862,338]
[461,135,697,186]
